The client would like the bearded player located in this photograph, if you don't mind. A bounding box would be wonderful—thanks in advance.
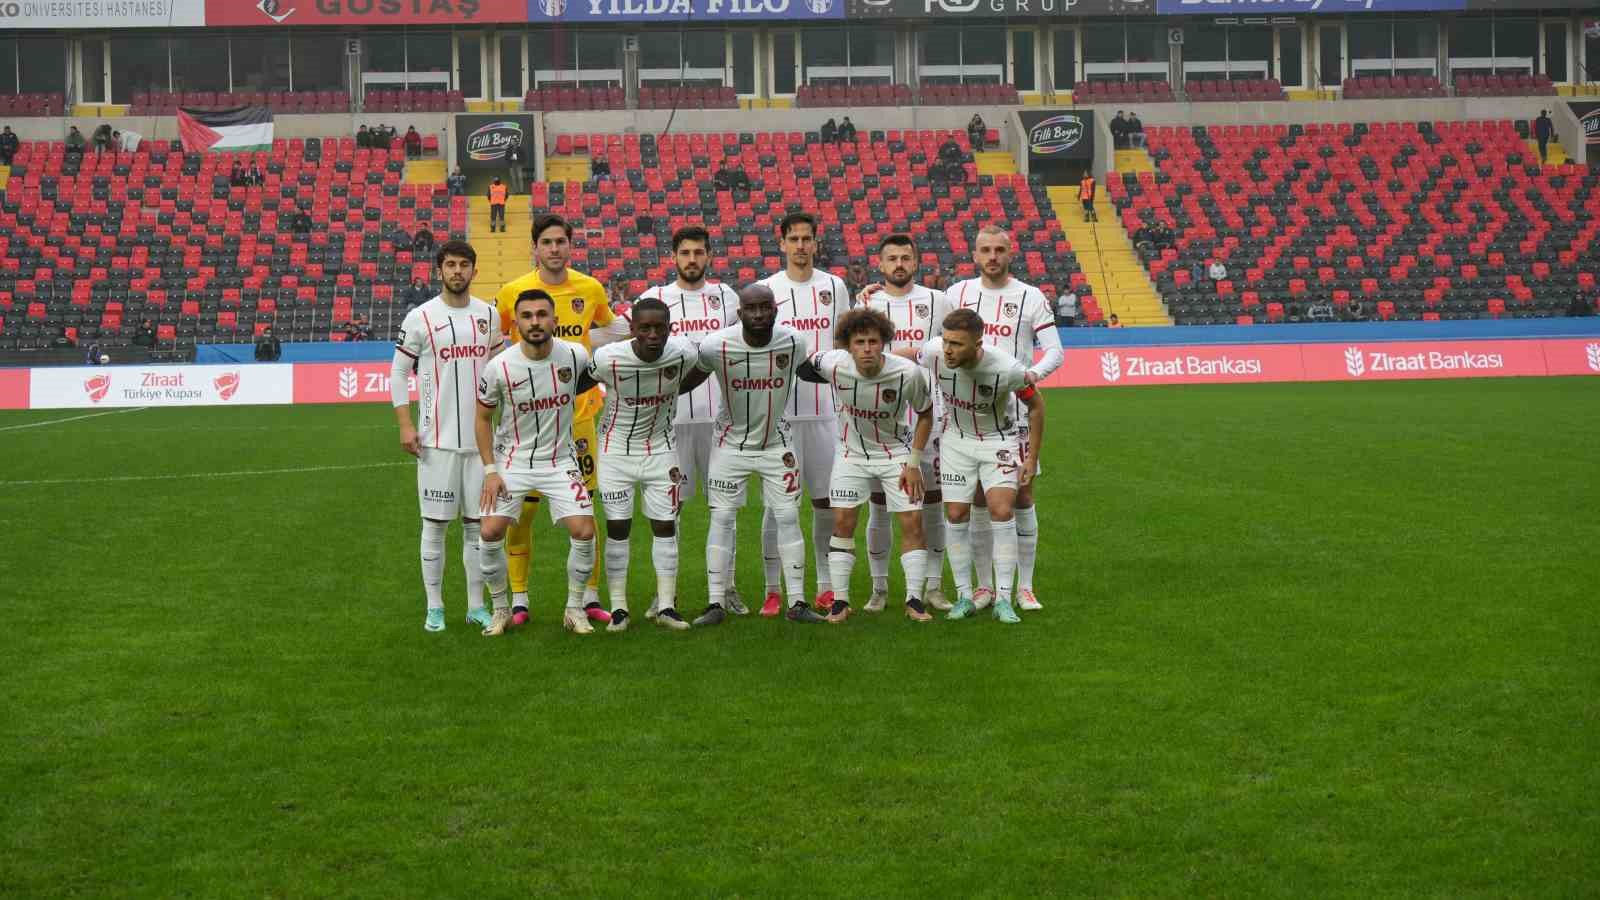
[496,213,628,628]
[943,225,1063,611]
[858,233,952,611]
[758,212,851,615]
[633,225,746,613]
[392,240,502,632]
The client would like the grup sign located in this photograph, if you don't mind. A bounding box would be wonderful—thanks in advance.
[847,0,1148,17]
[454,114,535,171]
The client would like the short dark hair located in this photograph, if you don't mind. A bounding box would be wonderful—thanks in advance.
[672,225,710,252]
[515,289,555,312]
[879,233,916,254]
[778,212,818,238]
[435,239,476,268]
[532,213,572,243]
[632,297,670,321]
[835,308,894,345]
[941,308,984,337]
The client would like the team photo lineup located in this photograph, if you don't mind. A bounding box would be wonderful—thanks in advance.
[394,210,1061,635]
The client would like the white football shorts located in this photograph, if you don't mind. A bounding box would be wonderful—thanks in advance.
[598,452,684,522]
[486,460,594,522]
[939,435,1024,495]
[705,445,804,510]
[790,418,838,501]
[417,447,486,521]
[671,421,716,502]
[830,454,924,513]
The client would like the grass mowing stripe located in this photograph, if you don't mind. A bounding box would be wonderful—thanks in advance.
[0,460,411,486]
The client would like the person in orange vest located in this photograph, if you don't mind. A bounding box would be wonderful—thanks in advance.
[487,176,508,233]
[1079,172,1097,223]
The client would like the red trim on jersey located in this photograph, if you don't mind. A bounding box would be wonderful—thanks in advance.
[1033,320,1054,333]
[420,308,442,449]
[500,360,518,468]
[759,344,774,448]
[603,358,618,453]
[395,345,418,359]
[716,339,734,447]
[1017,384,1038,402]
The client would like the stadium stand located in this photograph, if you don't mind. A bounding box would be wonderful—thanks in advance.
[1071,81,1176,104]
[1109,119,1598,325]
[0,138,463,357]
[537,129,1092,319]
[1340,76,1447,99]
[1452,74,1558,98]
[1181,78,1287,102]
[795,84,915,108]
[525,86,739,111]
[0,93,67,117]
[128,91,357,115]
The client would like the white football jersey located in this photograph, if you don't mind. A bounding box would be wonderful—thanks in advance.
[918,339,1030,444]
[395,295,500,451]
[760,268,850,420]
[639,281,739,425]
[867,284,949,352]
[588,336,698,458]
[806,349,932,462]
[695,323,813,452]
[944,277,1060,372]
[477,339,591,472]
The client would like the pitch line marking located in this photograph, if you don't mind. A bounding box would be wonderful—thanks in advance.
[0,407,148,432]
[0,460,411,487]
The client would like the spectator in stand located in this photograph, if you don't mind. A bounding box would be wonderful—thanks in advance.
[820,117,837,144]
[838,117,857,142]
[289,207,313,235]
[968,113,987,150]
[344,316,373,341]
[1107,314,1123,328]
[1055,287,1079,327]
[1207,259,1228,282]
[411,226,435,254]
[487,176,508,233]
[846,260,870,299]
[1127,111,1145,149]
[108,130,122,160]
[84,341,104,365]
[404,278,431,310]
[1079,171,1097,222]
[64,126,86,159]
[255,325,282,361]
[356,125,371,148]
[591,155,611,178]
[1567,290,1595,317]
[447,167,467,196]
[133,319,157,349]
[1534,110,1553,164]
[1189,260,1206,286]
[404,125,422,159]
[249,163,264,186]
[1344,298,1366,322]
[1111,111,1128,149]
[506,141,527,193]
[92,123,113,155]
[230,163,246,187]
[1,126,19,165]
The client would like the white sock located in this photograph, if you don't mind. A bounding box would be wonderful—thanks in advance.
[1015,505,1038,592]
[945,518,973,599]
[567,537,595,610]
[991,518,1018,604]
[971,505,994,592]
[480,536,509,611]
[812,506,836,594]
[827,535,855,608]
[512,591,529,610]
[605,537,631,613]
[420,519,446,611]
[707,507,738,605]
[653,534,678,610]
[761,507,781,594]
[725,524,739,598]
[922,503,946,593]
[900,549,927,603]
[773,505,808,606]
[462,520,484,611]
[866,500,891,591]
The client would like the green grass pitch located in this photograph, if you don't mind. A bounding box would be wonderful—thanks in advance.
[2,378,1597,896]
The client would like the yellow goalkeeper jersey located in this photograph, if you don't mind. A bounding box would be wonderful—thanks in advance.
[496,266,614,422]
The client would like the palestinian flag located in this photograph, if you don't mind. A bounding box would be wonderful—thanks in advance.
[177,106,274,154]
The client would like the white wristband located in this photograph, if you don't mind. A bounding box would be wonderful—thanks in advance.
[482,463,498,475]
[907,449,922,468]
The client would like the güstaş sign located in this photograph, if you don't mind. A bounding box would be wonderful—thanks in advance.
[555,0,841,20]
[205,0,528,25]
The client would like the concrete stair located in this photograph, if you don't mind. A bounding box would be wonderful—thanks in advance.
[1113,148,1155,174]
[976,150,1017,177]
[404,159,446,185]
[467,195,532,302]
[0,165,9,190]
[1527,139,1570,166]
[1049,185,1171,327]
[545,155,591,183]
